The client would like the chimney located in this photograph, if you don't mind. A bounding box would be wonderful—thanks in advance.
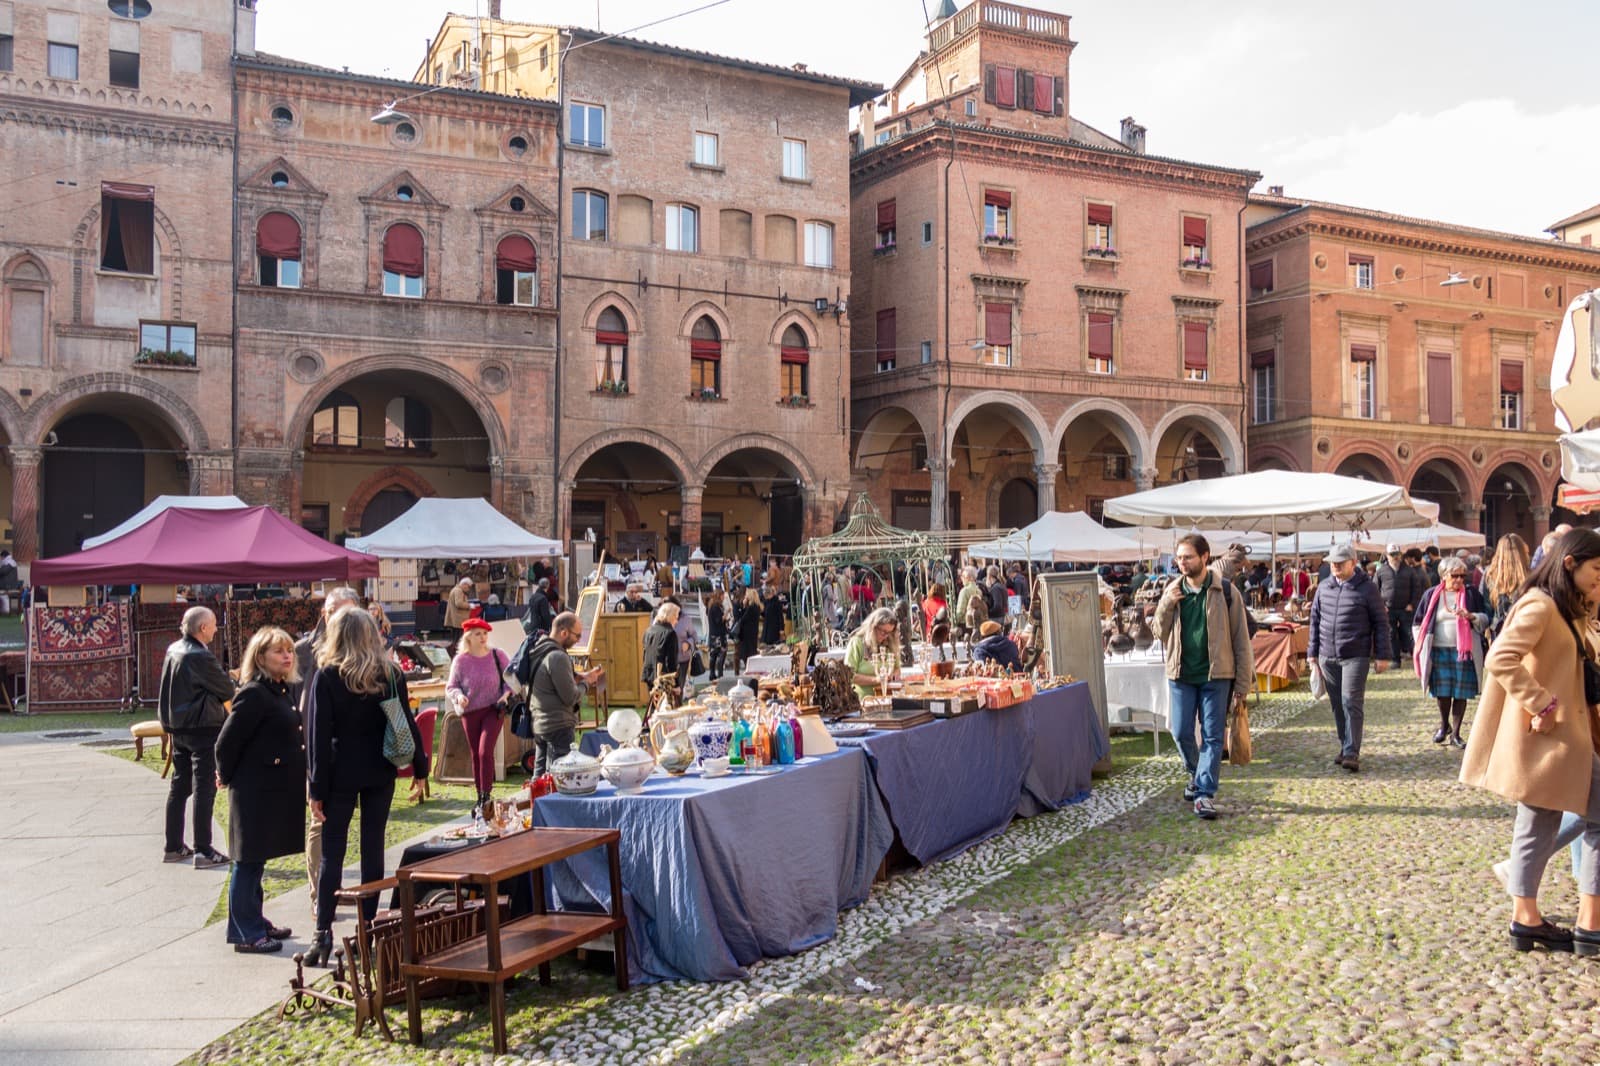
[489,0,501,17]
[235,0,257,57]
[888,89,900,116]
[859,98,876,146]
[1119,116,1146,155]
[1268,184,1284,197]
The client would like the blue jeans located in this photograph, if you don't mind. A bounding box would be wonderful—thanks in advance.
[1558,812,1585,881]
[1320,657,1371,760]
[1169,679,1231,799]
[226,860,268,944]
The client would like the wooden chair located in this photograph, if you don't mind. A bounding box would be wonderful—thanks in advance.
[579,671,609,730]
[130,720,172,778]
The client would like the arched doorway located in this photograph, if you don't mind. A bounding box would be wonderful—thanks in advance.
[1408,458,1473,530]
[1056,409,1141,521]
[570,441,685,562]
[704,447,808,559]
[1154,418,1226,485]
[41,409,187,557]
[363,487,419,535]
[1334,452,1395,484]
[948,398,1046,528]
[998,478,1037,529]
[1481,463,1538,546]
[855,406,938,530]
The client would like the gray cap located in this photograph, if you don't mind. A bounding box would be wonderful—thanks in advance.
[1325,544,1357,564]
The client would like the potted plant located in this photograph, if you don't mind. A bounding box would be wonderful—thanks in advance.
[780,394,810,407]
[691,386,720,401]
[596,379,629,396]
[134,347,195,367]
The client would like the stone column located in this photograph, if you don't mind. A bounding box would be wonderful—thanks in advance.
[680,483,705,554]
[488,455,505,514]
[556,478,576,544]
[1531,505,1552,542]
[1032,462,1060,518]
[186,452,233,495]
[927,458,951,532]
[8,446,42,564]
[1135,466,1158,492]
[1460,500,1483,533]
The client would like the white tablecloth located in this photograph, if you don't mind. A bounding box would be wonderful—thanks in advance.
[744,654,793,675]
[1103,651,1173,733]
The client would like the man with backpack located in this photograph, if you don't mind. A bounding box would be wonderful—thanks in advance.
[985,566,1009,624]
[515,611,603,776]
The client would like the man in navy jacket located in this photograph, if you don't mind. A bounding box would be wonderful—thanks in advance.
[1308,544,1391,773]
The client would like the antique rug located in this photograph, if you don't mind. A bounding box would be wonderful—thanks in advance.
[28,603,136,710]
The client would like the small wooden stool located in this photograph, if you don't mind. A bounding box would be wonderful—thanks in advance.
[130,720,171,777]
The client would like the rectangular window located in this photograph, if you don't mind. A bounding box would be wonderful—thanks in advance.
[920,340,932,364]
[1087,312,1114,375]
[259,255,301,289]
[803,221,833,268]
[572,190,607,241]
[693,131,719,166]
[569,102,605,148]
[1251,351,1276,424]
[109,49,139,88]
[1181,215,1208,265]
[666,204,698,253]
[100,183,155,274]
[964,97,976,117]
[1248,260,1274,295]
[138,321,197,365]
[876,307,896,373]
[1086,202,1114,253]
[781,360,807,399]
[1182,322,1209,381]
[992,65,1016,108]
[782,138,807,180]
[497,268,536,306]
[382,271,423,298]
[984,303,1012,367]
[1427,351,1452,425]
[0,35,13,73]
[1103,456,1129,481]
[539,44,549,71]
[921,221,933,246]
[48,42,78,80]
[690,354,719,395]
[1349,254,1375,290]
[984,190,1012,241]
[1500,360,1524,430]
[875,200,896,251]
[1350,345,1377,419]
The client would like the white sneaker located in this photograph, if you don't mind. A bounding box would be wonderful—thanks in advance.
[1492,860,1511,895]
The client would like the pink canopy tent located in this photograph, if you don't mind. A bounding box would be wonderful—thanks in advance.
[30,506,379,585]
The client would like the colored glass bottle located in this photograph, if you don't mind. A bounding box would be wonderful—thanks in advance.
[730,713,751,768]
[774,714,796,764]
[789,710,803,760]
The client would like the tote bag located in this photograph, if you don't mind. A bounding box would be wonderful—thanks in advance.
[379,669,416,768]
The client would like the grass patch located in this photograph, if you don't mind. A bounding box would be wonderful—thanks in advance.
[0,709,138,733]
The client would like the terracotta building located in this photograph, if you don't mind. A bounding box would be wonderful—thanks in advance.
[0,0,239,562]
[1244,191,1600,544]
[231,42,560,540]
[848,1,1259,532]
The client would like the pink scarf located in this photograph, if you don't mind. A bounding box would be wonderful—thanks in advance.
[1416,584,1472,663]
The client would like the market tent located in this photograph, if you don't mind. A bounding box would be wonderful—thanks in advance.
[345,497,562,558]
[1122,525,1276,555]
[31,506,379,584]
[1102,470,1437,534]
[968,511,1158,564]
[82,494,248,549]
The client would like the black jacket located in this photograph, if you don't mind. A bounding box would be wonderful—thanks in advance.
[306,666,426,802]
[522,590,555,636]
[1375,562,1427,615]
[972,632,1023,672]
[1308,568,1393,662]
[157,636,234,735]
[215,678,307,863]
[641,620,680,684]
[986,580,1009,620]
[761,595,785,644]
[734,603,761,656]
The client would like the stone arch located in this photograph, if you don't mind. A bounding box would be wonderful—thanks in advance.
[696,432,816,487]
[343,466,437,536]
[1149,404,1244,473]
[3,251,50,282]
[284,354,509,460]
[1247,444,1300,472]
[854,404,933,470]
[677,300,733,343]
[1405,446,1475,497]
[945,390,1050,460]
[986,460,1041,527]
[766,309,819,348]
[560,427,695,487]
[26,372,210,452]
[581,290,641,333]
[1327,444,1399,485]
[0,386,23,445]
[1049,398,1151,470]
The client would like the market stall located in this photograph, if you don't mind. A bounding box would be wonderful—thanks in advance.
[80,494,248,550]
[966,510,1158,564]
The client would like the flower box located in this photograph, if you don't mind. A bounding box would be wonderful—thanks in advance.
[133,347,197,368]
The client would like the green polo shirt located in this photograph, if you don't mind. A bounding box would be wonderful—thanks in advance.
[1178,574,1212,685]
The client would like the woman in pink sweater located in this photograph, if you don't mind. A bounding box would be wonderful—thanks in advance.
[445,618,509,810]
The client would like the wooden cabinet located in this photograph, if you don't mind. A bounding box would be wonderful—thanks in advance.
[584,613,650,707]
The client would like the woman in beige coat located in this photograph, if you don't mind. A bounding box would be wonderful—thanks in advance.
[1460,528,1600,954]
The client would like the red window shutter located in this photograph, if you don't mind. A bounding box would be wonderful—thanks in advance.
[690,339,721,360]
[102,180,154,202]
[1427,352,1452,424]
[1182,216,1207,248]
[877,199,896,232]
[382,223,425,276]
[1183,322,1209,369]
[1032,73,1053,114]
[1088,313,1113,359]
[1348,253,1374,266]
[985,303,1011,347]
[1349,344,1377,363]
[994,66,1016,108]
[1248,261,1273,291]
[1250,349,1275,369]
[495,234,537,272]
[1500,360,1524,392]
[984,189,1012,210]
[781,345,809,365]
[877,308,896,359]
[256,211,302,259]
[1086,203,1114,227]
[595,329,628,345]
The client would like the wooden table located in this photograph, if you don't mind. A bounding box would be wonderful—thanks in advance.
[398,827,628,1054]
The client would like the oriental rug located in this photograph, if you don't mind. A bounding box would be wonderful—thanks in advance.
[28,603,135,710]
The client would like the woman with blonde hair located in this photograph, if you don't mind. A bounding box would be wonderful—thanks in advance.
[214,626,303,954]
[305,608,427,966]
[640,600,682,698]
[844,606,901,697]
[1483,533,1531,638]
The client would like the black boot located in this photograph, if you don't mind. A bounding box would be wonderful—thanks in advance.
[1450,705,1467,748]
[305,929,334,968]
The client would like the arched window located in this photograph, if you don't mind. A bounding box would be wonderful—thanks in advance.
[256,211,302,288]
[384,396,431,450]
[381,222,424,298]
[571,189,607,242]
[780,324,809,400]
[690,316,721,398]
[4,257,49,367]
[494,234,538,306]
[595,307,628,392]
[312,390,359,447]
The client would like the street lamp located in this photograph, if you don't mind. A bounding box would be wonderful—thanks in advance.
[369,85,454,126]
[1440,272,1470,287]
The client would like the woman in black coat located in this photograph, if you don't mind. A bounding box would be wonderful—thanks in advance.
[761,587,786,645]
[215,626,305,954]
[640,601,682,698]
[733,588,761,672]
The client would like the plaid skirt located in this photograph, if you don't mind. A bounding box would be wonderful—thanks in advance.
[1427,646,1479,701]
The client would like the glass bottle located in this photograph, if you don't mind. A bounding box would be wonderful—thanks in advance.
[788,703,804,760]
[774,712,795,764]
[754,705,773,767]
[730,711,751,768]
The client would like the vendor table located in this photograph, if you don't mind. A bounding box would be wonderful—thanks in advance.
[741,654,793,675]
[1251,625,1309,686]
[1103,650,1171,751]
[533,749,892,984]
[855,682,1106,864]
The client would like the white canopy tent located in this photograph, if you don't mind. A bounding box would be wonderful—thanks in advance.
[1260,522,1485,557]
[1102,470,1437,534]
[82,494,248,549]
[967,511,1159,564]
[345,497,562,558]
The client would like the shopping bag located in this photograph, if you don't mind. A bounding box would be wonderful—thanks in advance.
[1308,660,1327,702]
[1230,700,1253,765]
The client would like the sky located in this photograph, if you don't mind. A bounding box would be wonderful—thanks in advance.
[255,0,1599,238]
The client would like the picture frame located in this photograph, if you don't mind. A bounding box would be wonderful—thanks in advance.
[1036,571,1110,736]
[569,584,605,658]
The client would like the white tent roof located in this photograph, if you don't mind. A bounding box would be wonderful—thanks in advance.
[82,494,248,549]
[967,511,1158,564]
[1265,523,1485,556]
[1102,470,1437,534]
[345,497,562,558]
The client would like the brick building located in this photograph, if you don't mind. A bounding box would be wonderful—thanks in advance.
[848,1,1259,533]
[0,0,238,562]
[1244,192,1600,544]
[231,42,560,540]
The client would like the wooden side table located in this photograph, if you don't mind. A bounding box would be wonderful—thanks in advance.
[398,827,628,1054]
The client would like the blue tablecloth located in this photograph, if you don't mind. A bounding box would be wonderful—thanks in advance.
[532,748,892,984]
[859,682,1107,863]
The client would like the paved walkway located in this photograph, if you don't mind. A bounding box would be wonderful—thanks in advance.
[0,732,423,1066]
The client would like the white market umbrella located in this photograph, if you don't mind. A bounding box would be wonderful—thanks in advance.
[1102,470,1437,534]
[968,510,1157,564]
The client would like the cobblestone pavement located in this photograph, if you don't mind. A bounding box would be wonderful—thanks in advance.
[193,671,1600,1064]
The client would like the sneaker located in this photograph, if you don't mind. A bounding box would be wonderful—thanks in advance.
[1193,796,1217,820]
[1182,783,1199,803]
[163,845,194,864]
[1492,860,1511,895]
[233,935,283,955]
[194,848,231,870]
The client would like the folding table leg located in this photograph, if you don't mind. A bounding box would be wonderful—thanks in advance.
[608,840,629,992]
[490,979,508,1055]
